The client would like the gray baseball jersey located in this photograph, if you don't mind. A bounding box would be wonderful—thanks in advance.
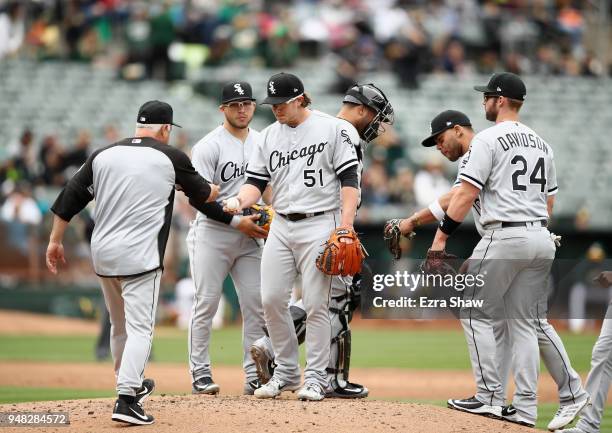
[51,137,212,277]
[191,125,261,205]
[248,109,360,391]
[246,110,359,214]
[188,125,265,386]
[459,121,557,227]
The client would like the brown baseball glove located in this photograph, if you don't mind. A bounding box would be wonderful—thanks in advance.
[243,204,274,232]
[316,226,367,276]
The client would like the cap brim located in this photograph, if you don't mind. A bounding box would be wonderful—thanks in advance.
[421,133,439,147]
[473,85,493,93]
[221,96,257,104]
[261,96,292,105]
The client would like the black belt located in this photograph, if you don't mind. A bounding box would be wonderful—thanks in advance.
[501,220,547,228]
[277,211,325,222]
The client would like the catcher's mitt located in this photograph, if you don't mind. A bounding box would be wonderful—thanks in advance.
[243,204,274,231]
[316,227,367,276]
[383,219,416,260]
[420,249,459,276]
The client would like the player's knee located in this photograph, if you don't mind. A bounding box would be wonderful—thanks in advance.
[261,289,284,311]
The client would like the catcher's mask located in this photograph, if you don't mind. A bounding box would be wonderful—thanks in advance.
[343,83,394,142]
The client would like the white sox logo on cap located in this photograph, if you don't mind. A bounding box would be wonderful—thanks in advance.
[234,83,244,95]
[140,116,146,122]
[269,81,276,94]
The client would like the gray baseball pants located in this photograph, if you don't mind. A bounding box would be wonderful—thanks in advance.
[461,224,556,423]
[576,301,612,433]
[260,211,338,389]
[99,269,161,396]
[187,219,265,383]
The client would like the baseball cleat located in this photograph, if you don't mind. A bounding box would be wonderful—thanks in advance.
[135,378,155,406]
[297,383,325,401]
[253,376,299,399]
[243,379,262,395]
[250,340,274,384]
[192,376,220,395]
[501,404,535,428]
[547,396,590,431]
[111,398,154,425]
[326,381,369,399]
[447,396,502,419]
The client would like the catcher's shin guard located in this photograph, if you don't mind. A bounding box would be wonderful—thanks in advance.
[262,304,306,345]
[290,304,307,345]
[325,322,368,398]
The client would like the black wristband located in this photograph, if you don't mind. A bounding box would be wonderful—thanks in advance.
[439,213,461,235]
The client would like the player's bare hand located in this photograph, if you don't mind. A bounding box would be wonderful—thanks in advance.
[206,184,220,203]
[398,218,415,235]
[594,271,612,288]
[46,241,66,274]
[237,214,268,239]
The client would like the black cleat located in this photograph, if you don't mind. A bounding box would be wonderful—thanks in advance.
[447,396,502,419]
[326,381,369,399]
[501,404,535,428]
[243,379,262,395]
[135,378,155,406]
[192,376,220,395]
[111,398,154,425]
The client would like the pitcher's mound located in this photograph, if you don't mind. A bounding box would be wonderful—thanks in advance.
[1,395,535,433]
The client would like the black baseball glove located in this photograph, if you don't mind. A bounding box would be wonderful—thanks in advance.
[420,249,460,276]
[383,219,415,260]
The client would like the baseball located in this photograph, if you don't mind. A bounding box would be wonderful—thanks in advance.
[225,197,241,211]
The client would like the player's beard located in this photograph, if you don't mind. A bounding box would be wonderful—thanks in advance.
[447,141,462,162]
[485,105,498,122]
[226,115,251,130]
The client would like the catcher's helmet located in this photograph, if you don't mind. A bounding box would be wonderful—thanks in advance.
[343,83,394,142]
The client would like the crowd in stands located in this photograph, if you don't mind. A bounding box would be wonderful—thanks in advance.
[0,0,608,85]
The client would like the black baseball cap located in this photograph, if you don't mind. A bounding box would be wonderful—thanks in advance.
[473,72,526,101]
[261,72,304,105]
[137,100,181,127]
[421,110,472,147]
[221,81,256,104]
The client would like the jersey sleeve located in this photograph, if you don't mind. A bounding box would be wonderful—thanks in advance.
[333,124,359,176]
[458,137,493,190]
[191,138,218,183]
[165,147,213,211]
[546,154,558,196]
[51,151,97,221]
[245,131,270,183]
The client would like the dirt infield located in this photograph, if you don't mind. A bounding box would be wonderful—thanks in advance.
[0,360,595,403]
[0,395,535,433]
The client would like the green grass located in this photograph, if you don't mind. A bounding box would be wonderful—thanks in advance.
[0,387,114,404]
[0,327,607,430]
[0,327,599,371]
